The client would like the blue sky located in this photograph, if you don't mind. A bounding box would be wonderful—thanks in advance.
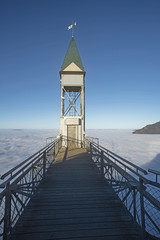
[0,0,160,129]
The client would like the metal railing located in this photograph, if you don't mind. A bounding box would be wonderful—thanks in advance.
[1,135,160,240]
[148,169,160,184]
[85,137,160,240]
[46,137,56,146]
[0,136,62,240]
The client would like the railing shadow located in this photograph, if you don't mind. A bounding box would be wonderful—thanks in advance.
[62,148,68,162]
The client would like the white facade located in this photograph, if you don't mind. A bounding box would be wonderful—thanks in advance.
[60,67,85,147]
[61,74,83,87]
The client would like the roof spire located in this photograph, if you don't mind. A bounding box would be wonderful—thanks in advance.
[60,37,85,72]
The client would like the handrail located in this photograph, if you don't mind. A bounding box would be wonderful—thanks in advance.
[148,169,160,184]
[90,139,160,189]
[0,135,62,240]
[103,154,139,186]
[87,137,148,176]
[46,136,56,146]
[0,153,44,189]
[1,138,60,181]
[85,136,160,239]
[86,136,99,145]
[102,154,141,184]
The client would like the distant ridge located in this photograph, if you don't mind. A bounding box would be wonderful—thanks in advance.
[133,121,160,134]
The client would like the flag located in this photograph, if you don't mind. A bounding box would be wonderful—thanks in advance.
[68,22,76,30]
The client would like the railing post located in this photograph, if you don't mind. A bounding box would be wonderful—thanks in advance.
[58,139,60,152]
[101,150,104,177]
[83,138,86,150]
[90,143,92,159]
[55,141,57,156]
[43,151,46,179]
[139,178,146,239]
[32,165,35,192]
[83,135,85,150]
[133,187,136,221]
[53,145,55,160]
[110,165,113,186]
[61,136,63,149]
[3,182,11,240]
[59,136,61,149]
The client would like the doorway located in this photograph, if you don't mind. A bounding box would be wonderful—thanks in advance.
[67,125,77,148]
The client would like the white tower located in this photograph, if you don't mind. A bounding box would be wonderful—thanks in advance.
[60,37,85,147]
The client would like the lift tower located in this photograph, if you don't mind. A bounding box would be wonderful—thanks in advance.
[60,37,85,147]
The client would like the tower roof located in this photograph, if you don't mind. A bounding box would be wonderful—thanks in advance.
[60,37,85,72]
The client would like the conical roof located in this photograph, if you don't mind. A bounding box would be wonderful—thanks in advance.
[60,37,84,72]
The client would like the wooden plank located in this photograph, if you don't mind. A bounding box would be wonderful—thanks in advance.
[11,148,142,240]
[15,222,140,235]
[16,215,133,227]
[12,228,141,240]
[27,199,121,207]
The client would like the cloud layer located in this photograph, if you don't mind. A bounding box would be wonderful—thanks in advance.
[0,129,160,181]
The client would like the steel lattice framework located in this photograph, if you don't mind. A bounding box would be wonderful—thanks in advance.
[63,87,81,117]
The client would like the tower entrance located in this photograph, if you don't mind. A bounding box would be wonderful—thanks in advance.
[67,125,77,148]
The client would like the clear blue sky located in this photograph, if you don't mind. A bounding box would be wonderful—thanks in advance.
[0,0,160,129]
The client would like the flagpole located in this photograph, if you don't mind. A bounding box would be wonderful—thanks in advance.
[68,22,76,38]
[72,22,74,37]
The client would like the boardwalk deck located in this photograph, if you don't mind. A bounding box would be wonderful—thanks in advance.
[11,148,142,240]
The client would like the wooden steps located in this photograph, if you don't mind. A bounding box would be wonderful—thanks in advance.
[11,148,142,240]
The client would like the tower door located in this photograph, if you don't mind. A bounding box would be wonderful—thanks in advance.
[67,125,77,148]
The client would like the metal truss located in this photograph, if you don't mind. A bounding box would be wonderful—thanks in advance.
[63,87,81,116]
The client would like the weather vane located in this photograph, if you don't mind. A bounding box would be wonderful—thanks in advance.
[68,22,76,37]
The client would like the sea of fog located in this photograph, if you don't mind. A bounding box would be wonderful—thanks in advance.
[0,129,160,181]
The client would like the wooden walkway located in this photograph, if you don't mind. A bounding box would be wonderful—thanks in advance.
[11,148,142,240]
